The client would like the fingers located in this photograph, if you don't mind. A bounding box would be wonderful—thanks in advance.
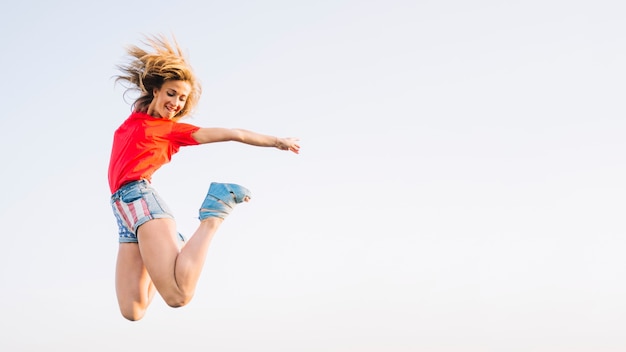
[288,140,300,154]
[279,137,300,154]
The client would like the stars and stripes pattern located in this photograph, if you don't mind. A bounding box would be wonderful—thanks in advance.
[114,198,150,232]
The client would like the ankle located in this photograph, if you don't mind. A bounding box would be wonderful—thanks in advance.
[199,217,223,228]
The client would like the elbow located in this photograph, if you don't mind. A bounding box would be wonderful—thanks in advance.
[232,129,246,143]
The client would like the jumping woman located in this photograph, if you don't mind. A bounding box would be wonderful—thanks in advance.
[108,34,300,321]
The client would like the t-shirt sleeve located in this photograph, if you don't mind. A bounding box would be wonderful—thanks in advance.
[168,122,201,146]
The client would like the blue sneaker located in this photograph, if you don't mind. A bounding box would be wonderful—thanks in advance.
[199,182,251,220]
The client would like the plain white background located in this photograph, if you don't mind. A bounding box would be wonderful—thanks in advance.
[1,1,625,351]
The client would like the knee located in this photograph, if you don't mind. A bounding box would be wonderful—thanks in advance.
[120,307,147,321]
[163,292,194,308]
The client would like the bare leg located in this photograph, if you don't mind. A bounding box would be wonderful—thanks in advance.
[115,183,249,317]
[136,217,223,308]
[115,243,157,321]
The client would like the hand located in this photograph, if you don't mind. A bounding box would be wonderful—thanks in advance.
[276,137,300,154]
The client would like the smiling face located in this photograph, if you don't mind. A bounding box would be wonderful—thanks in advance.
[147,80,192,119]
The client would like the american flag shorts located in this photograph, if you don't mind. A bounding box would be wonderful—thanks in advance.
[110,180,175,243]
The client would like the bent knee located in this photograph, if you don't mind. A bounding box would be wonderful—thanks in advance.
[163,293,194,308]
[120,307,147,321]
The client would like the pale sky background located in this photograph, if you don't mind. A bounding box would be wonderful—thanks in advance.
[1,0,625,351]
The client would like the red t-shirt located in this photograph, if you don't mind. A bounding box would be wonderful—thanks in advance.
[108,111,200,193]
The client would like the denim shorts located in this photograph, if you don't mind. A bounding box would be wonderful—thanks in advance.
[110,180,184,243]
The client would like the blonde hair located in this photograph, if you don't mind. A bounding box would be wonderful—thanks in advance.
[115,34,201,119]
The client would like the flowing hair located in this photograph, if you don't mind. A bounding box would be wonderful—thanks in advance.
[115,34,201,119]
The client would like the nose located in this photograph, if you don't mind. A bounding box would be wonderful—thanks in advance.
[167,96,179,108]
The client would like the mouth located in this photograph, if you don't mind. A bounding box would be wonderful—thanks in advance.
[165,105,177,115]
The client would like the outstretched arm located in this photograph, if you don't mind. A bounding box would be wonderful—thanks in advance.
[192,128,300,154]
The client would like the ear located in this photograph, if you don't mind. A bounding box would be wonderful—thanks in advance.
[153,87,159,97]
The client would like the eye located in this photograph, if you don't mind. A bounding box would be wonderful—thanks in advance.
[167,91,175,97]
